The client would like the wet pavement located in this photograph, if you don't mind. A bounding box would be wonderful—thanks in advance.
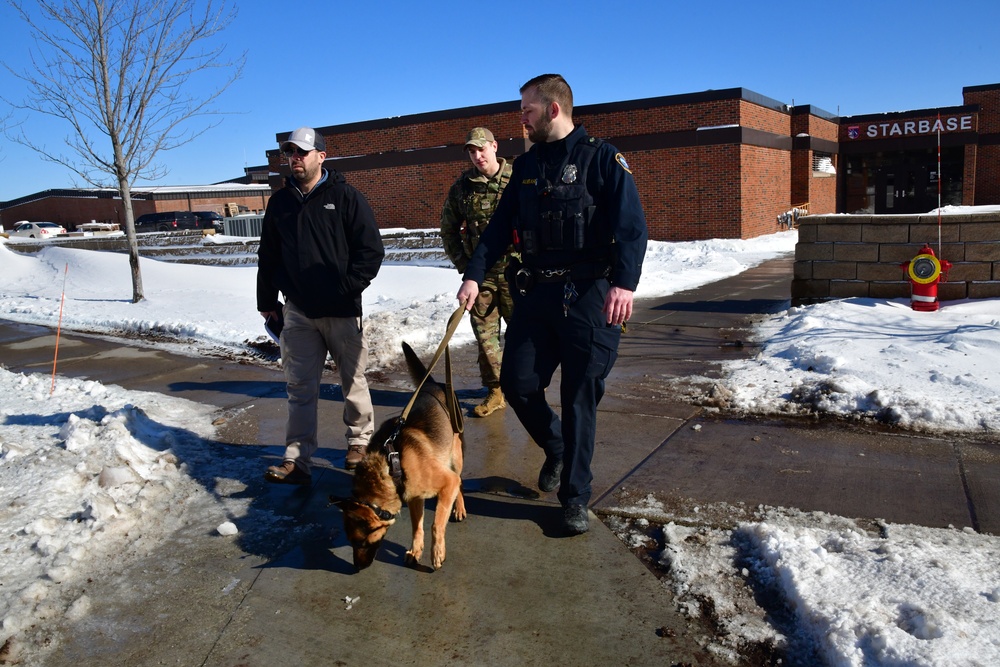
[2,256,997,666]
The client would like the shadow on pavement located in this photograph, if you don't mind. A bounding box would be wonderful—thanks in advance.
[653,297,789,314]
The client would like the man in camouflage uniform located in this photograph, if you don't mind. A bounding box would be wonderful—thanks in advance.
[441,127,514,417]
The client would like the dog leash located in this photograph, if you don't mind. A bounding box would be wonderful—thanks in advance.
[383,304,467,479]
[444,345,463,435]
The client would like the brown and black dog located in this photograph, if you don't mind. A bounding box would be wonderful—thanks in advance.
[335,342,466,571]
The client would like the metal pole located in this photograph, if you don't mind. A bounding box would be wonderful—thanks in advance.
[937,113,942,254]
[51,263,69,395]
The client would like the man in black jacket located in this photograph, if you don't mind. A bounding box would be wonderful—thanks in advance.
[257,127,385,483]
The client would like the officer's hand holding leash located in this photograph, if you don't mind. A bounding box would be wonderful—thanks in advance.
[604,286,633,329]
[457,280,479,311]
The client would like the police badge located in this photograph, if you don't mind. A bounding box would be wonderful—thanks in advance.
[561,164,577,184]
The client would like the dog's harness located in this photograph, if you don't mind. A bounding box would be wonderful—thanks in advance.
[328,305,468,522]
[382,304,467,480]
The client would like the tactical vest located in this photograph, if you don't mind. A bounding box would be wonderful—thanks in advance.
[459,163,511,258]
[516,136,614,270]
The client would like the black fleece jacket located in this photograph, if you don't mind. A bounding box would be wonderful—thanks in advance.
[256,170,384,318]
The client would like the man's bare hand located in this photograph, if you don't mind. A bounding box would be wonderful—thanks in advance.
[457,280,479,311]
[603,286,634,326]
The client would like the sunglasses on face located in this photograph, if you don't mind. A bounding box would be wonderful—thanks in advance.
[282,146,314,158]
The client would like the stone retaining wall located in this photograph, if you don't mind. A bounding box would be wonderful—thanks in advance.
[792,212,1000,305]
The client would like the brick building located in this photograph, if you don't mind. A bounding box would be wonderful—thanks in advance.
[266,82,1000,243]
[6,82,998,242]
[0,181,271,231]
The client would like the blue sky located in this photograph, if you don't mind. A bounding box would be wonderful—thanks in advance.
[1,0,998,203]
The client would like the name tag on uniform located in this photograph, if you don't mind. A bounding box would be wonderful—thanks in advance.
[481,201,491,209]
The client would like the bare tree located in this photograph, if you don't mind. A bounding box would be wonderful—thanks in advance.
[3,0,244,302]
[0,110,9,165]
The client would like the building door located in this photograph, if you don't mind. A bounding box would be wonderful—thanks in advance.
[875,164,932,214]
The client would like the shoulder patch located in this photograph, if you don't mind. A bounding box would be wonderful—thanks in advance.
[615,153,632,174]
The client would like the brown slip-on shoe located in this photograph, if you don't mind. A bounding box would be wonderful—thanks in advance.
[265,460,311,485]
[345,444,365,471]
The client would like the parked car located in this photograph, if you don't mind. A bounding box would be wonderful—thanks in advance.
[192,211,225,232]
[8,221,67,239]
[133,211,200,233]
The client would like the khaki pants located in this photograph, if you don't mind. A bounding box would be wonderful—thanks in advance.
[279,301,375,471]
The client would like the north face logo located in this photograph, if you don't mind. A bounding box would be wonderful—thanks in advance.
[324,204,336,210]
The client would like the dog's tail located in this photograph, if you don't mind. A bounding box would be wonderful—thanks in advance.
[402,341,433,387]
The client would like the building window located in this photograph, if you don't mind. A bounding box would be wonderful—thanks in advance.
[812,152,836,177]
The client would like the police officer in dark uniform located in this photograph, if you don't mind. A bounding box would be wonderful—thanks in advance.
[457,74,648,535]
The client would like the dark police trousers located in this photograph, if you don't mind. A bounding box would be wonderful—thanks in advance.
[499,276,621,507]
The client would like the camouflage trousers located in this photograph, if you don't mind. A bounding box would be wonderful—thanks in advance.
[471,271,514,389]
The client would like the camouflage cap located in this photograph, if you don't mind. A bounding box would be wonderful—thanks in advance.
[464,127,495,149]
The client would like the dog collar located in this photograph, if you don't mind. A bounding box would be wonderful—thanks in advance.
[357,498,398,522]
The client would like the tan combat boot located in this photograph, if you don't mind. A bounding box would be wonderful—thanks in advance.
[473,387,505,417]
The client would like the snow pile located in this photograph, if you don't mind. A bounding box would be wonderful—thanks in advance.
[0,368,289,659]
[741,519,1000,665]
[0,231,799,374]
[608,495,1000,666]
[721,298,1000,433]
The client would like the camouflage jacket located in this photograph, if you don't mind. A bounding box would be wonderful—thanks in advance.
[440,158,514,276]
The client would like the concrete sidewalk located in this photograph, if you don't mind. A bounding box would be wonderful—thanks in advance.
[2,256,996,666]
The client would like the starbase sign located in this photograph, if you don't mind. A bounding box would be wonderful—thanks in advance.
[848,115,975,140]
